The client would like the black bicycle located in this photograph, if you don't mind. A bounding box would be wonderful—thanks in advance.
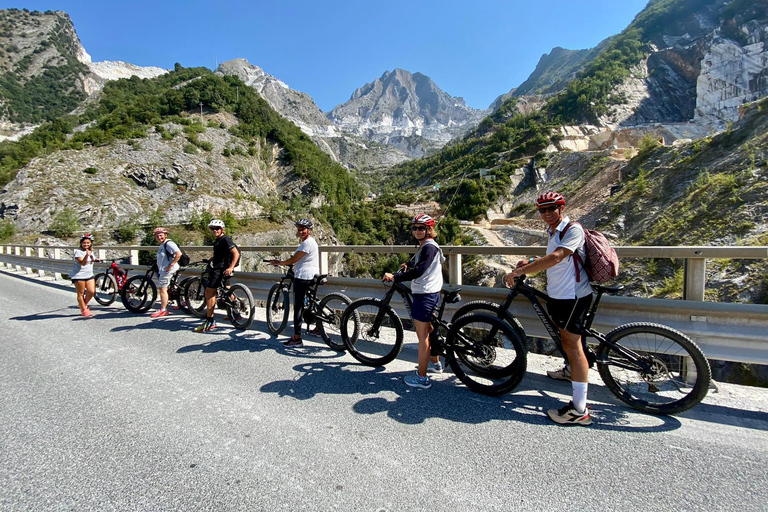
[264,261,359,351]
[120,262,193,314]
[339,270,528,394]
[183,261,255,330]
[452,275,712,415]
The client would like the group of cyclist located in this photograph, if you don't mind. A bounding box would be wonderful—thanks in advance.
[69,191,594,426]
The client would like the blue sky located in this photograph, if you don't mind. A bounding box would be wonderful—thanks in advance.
[4,0,649,111]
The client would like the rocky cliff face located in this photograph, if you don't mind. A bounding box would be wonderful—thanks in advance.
[327,69,489,158]
[215,59,410,170]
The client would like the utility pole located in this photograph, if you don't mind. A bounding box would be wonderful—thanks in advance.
[199,102,203,124]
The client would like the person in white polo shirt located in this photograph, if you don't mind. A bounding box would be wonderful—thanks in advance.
[505,192,594,426]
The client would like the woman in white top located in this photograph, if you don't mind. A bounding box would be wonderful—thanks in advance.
[71,233,98,317]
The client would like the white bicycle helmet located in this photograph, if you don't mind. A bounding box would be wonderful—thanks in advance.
[208,219,225,229]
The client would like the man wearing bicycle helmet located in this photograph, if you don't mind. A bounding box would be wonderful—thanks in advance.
[269,218,319,347]
[505,192,594,426]
[383,214,445,389]
[151,227,181,318]
[193,219,240,332]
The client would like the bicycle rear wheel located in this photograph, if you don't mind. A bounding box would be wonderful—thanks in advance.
[445,313,527,396]
[120,275,157,313]
[317,292,357,351]
[341,298,403,366]
[93,273,117,306]
[598,323,711,415]
[183,276,207,318]
[174,277,193,312]
[266,283,290,335]
[226,283,255,330]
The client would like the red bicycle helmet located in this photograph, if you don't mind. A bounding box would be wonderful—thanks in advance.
[80,233,94,242]
[536,192,566,208]
[412,214,435,227]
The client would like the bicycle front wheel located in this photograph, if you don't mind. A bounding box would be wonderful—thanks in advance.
[317,292,357,351]
[183,276,207,318]
[266,283,290,335]
[341,298,403,366]
[120,275,157,313]
[226,283,255,330]
[446,313,527,396]
[93,273,117,306]
[598,322,711,415]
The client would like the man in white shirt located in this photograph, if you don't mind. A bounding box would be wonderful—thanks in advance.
[505,192,593,426]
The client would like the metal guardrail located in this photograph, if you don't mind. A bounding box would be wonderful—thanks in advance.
[2,243,767,366]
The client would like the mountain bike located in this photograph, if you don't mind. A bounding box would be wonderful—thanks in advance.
[451,275,711,415]
[339,270,528,393]
[183,261,255,330]
[264,261,359,351]
[93,259,129,306]
[120,263,193,314]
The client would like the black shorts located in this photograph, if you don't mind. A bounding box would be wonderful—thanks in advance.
[71,276,95,283]
[203,268,227,289]
[547,295,593,334]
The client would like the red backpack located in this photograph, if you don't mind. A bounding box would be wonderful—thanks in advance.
[562,222,619,283]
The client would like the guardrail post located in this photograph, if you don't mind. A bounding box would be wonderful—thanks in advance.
[683,258,706,302]
[320,249,329,275]
[1,246,7,269]
[14,246,21,271]
[130,249,139,265]
[97,249,106,266]
[37,247,46,277]
[24,247,33,274]
[53,248,62,280]
[448,253,462,285]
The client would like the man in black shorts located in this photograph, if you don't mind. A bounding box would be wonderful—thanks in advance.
[505,192,594,426]
[193,219,240,332]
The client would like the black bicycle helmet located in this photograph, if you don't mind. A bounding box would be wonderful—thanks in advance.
[295,218,313,229]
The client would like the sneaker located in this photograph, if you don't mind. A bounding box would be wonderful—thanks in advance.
[427,361,444,374]
[150,309,169,318]
[404,374,431,389]
[193,321,217,333]
[82,309,93,317]
[283,335,303,347]
[307,326,321,336]
[547,401,592,426]
[547,365,571,381]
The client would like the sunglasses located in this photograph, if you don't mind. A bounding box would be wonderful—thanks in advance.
[412,225,427,232]
[537,206,559,213]
[209,227,222,231]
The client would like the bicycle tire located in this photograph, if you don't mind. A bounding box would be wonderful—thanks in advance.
[174,276,193,312]
[120,275,157,313]
[450,300,528,346]
[93,272,117,306]
[183,276,208,319]
[341,298,403,366]
[317,292,357,351]
[226,283,255,330]
[266,283,290,335]
[597,322,711,415]
[445,313,527,396]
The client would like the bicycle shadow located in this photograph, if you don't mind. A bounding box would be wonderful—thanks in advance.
[259,360,682,432]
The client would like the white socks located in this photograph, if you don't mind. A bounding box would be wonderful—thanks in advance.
[572,381,589,413]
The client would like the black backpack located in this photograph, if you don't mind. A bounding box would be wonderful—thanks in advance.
[164,241,190,267]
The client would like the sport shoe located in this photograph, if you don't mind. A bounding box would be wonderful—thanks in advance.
[283,335,303,347]
[307,327,321,336]
[547,401,592,426]
[82,309,93,317]
[150,309,169,318]
[427,361,444,374]
[547,365,571,381]
[404,374,431,389]
[193,321,217,333]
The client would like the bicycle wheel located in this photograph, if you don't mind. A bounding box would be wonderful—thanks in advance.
[93,272,117,306]
[451,300,528,344]
[183,276,207,319]
[341,298,403,366]
[598,322,711,415]
[317,292,357,351]
[445,313,527,396]
[174,277,193,312]
[226,283,255,330]
[266,283,290,335]
[120,275,157,313]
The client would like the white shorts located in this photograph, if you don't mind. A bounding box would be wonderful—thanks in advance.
[157,270,175,288]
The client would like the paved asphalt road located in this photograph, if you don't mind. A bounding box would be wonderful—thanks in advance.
[1,269,767,511]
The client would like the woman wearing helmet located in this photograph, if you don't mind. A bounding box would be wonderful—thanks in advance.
[71,233,99,317]
[150,227,182,318]
[505,192,594,426]
[383,214,445,389]
[193,219,240,332]
[269,218,319,347]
